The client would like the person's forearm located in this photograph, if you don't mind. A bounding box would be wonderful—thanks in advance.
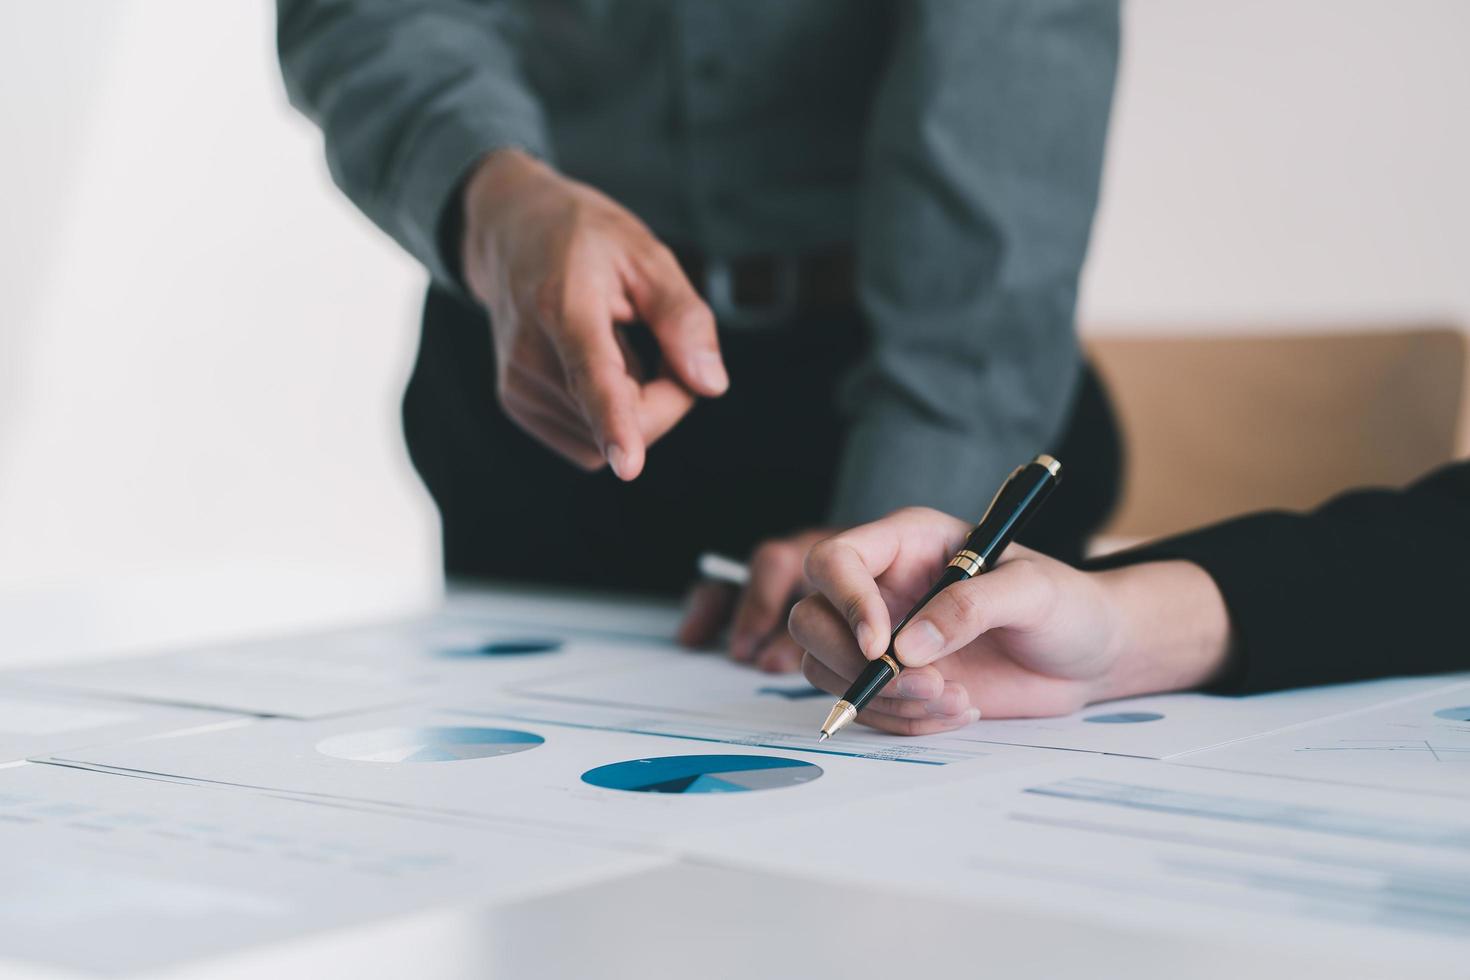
[1085,462,1470,693]
[277,0,551,286]
[1092,561,1234,702]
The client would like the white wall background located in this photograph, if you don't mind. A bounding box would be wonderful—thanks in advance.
[0,3,437,662]
[1082,0,1470,329]
[2,1,1467,664]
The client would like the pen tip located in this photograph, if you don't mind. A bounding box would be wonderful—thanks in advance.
[818,700,857,743]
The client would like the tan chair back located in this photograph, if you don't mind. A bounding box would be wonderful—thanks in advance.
[1086,327,1470,544]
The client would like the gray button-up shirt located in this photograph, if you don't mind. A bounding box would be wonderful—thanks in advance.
[277,0,1118,525]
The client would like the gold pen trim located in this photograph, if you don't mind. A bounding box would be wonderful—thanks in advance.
[819,700,857,740]
[947,550,984,576]
[1034,454,1062,477]
[878,652,902,676]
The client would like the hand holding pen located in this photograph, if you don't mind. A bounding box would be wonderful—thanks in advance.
[792,456,1234,737]
[811,456,1063,739]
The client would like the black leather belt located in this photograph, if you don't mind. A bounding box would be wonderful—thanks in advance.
[671,246,856,329]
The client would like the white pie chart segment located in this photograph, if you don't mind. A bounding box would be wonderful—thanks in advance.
[316,726,544,763]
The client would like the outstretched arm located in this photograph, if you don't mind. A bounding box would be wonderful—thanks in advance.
[792,462,1470,734]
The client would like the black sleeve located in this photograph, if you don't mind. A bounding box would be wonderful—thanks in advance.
[1085,462,1470,695]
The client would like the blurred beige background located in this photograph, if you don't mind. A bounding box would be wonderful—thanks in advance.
[2,1,1468,663]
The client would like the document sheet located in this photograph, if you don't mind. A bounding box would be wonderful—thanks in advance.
[3,590,1467,973]
[1181,680,1470,797]
[0,762,661,974]
[679,755,1470,970]
[10,617,678,718]
[516,655,1463,758]
[45,700,1055,848]
[0,689,229,764]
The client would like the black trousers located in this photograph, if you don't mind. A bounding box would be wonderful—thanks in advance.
[404,287,1122,596]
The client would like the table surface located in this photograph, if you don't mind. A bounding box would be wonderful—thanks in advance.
[0,579,1453,980]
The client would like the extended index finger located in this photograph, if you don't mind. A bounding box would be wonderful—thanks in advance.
[801,531,897,660]
[545,282,647,480]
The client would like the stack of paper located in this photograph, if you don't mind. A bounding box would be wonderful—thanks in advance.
[0,688,232,765]
[513,654,1465,759]
[1181,680,1470,797]
[677,755,1470,971]
[41,699,1055,849]
[0,763,661,974]
[3,589,1468,975]
[9,616,682,718]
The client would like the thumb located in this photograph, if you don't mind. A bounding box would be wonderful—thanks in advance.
[892,558,1051,667]
[626,246,728,397]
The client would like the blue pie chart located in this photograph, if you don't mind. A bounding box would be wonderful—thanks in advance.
[476,638,563,656]
[437,637,564,660]
[1084,711,1165,724]
[581,755,823,794]
[1433,706,1470,722]
[317,726,544,763]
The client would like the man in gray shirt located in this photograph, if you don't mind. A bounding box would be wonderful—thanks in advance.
[277,0,1122,675]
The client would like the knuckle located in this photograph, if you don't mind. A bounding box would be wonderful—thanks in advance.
[840,592,867,630]
[752,540,793,573]
[643,239,677,269]
[570,199,617,239]
[892,505,940,522]
[944,583,986,630]
[1009,557,1055,605]
[1007,555,1037,577]
[679,300,716,335]
[802,539,837,580]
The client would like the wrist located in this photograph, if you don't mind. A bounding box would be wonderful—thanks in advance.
[460,149,555,305]
[1092,560,1234,702]
[463,148,550,217]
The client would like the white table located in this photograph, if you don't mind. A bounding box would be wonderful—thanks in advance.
[0,580,1450,979]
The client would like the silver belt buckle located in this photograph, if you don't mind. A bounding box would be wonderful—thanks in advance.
[702,255,799,330]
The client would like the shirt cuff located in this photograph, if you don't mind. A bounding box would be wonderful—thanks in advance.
[390,111,551,289]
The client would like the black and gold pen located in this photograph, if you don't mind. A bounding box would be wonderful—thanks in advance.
[817,454,1063,741]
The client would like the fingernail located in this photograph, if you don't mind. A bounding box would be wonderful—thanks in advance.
[896,673,939,700]
[607,444,629,480]
[692,351,729,394]
[893,620,943,662]
[855,622,875,657]
[966,708,981,724]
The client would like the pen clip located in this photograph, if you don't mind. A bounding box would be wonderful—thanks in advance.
[969,464,1024,536]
